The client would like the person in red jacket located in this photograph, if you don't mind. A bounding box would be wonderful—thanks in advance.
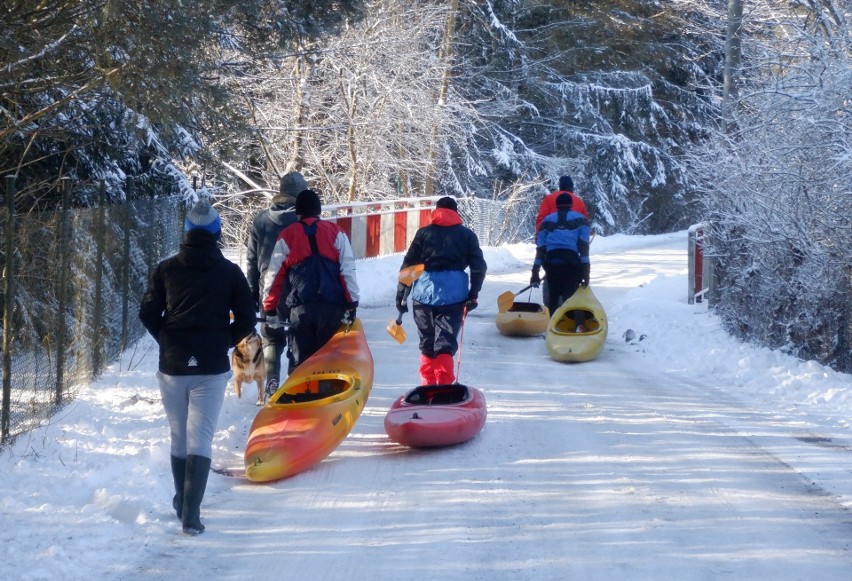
[535,175,588,232]
[246,171,305,397]
[534,175,589,309]
[261,189,359,373]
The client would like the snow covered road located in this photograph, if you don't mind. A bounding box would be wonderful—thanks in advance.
[4,232,852,580]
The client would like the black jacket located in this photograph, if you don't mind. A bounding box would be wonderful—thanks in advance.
[246,203,297,313]
[139,230,256,375]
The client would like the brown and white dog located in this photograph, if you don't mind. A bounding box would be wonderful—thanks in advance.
[231,330,266,405]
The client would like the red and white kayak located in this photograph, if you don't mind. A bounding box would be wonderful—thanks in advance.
[384,384,487,448]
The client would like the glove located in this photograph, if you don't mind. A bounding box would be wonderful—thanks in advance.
[530,265,542,288]
[395,283,410,314]
[263,311,281,329]
[580,264,590,287]
[465,291,478,312]
[342,302,358,324]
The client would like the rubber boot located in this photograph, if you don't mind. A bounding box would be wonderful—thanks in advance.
[419,354,435,385]
[182,455,211,536]
[170,455,187,520]
[434,353,455,385]
[263,341,280,394]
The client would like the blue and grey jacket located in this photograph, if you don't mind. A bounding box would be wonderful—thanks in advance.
[535,209,591,267]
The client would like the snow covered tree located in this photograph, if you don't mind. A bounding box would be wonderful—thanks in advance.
[431,0,723,237]
[690,1,852,372]
[0,0,364,209]
[219,1,456,208]
[219,0,726,239]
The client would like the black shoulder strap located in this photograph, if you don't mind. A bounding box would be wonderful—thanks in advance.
[301,219,320,255]
[555,209,570,229]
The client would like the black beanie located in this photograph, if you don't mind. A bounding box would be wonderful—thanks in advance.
[295,189,322,217]
[556,193,573,208]
[435,196,458,212]
[558,175,574,191]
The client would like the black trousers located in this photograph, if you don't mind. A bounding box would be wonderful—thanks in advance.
[542,263,582,315]
[413,301,465,358]
[287,303,347,373]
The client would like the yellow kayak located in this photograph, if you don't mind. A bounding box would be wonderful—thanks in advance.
[243,319,374,482]
[496,301,550,336]
[545,285,608,363]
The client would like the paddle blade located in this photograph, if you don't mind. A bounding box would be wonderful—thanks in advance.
[497,291,516,313]
[386,319,407,344]
[398,264,425,286]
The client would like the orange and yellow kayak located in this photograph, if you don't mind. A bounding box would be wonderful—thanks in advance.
[244,319,374,482]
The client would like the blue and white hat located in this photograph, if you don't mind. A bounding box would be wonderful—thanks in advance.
[184,200,221,235]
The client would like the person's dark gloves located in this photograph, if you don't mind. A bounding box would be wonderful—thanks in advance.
[395,283,410,314]
[342,302,358,324]
[465,291,478,312]
[580,264,590,287]
[530,265,542,288]
[263,310,281,328]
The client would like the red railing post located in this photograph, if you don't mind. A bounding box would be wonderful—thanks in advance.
[393,201,408,253]
[688,224,705,304]
[365,204,381,258]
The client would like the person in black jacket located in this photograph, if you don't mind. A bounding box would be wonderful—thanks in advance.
[246,171,305,397]
[396,196,486,385]
[139,199,255,536]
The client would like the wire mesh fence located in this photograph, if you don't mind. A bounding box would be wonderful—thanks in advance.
[458,195,536,246]
[1,186,523,446]
[1,178,182,444]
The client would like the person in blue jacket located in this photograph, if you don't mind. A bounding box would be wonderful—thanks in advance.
[396,196,487,385]
[139,199,256,536]
[530,193,591,330]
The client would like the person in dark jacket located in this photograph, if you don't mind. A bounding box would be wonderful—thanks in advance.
[138,199,256,536]
[262,189,359,373]
[246,171,306,397]
[396,196,487,385]
[531,193,591,329]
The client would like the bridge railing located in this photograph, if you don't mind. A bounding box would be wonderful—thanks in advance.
[323,196,441,260]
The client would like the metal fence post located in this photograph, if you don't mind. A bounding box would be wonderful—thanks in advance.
[92,182,106,376]
[54,177,72,404]
[2,175,16,442]
[120,198,131,352]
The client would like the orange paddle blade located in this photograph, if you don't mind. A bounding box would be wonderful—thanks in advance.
[398,264,424,286]
[497,291,515,313]
[386,319,406,344]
